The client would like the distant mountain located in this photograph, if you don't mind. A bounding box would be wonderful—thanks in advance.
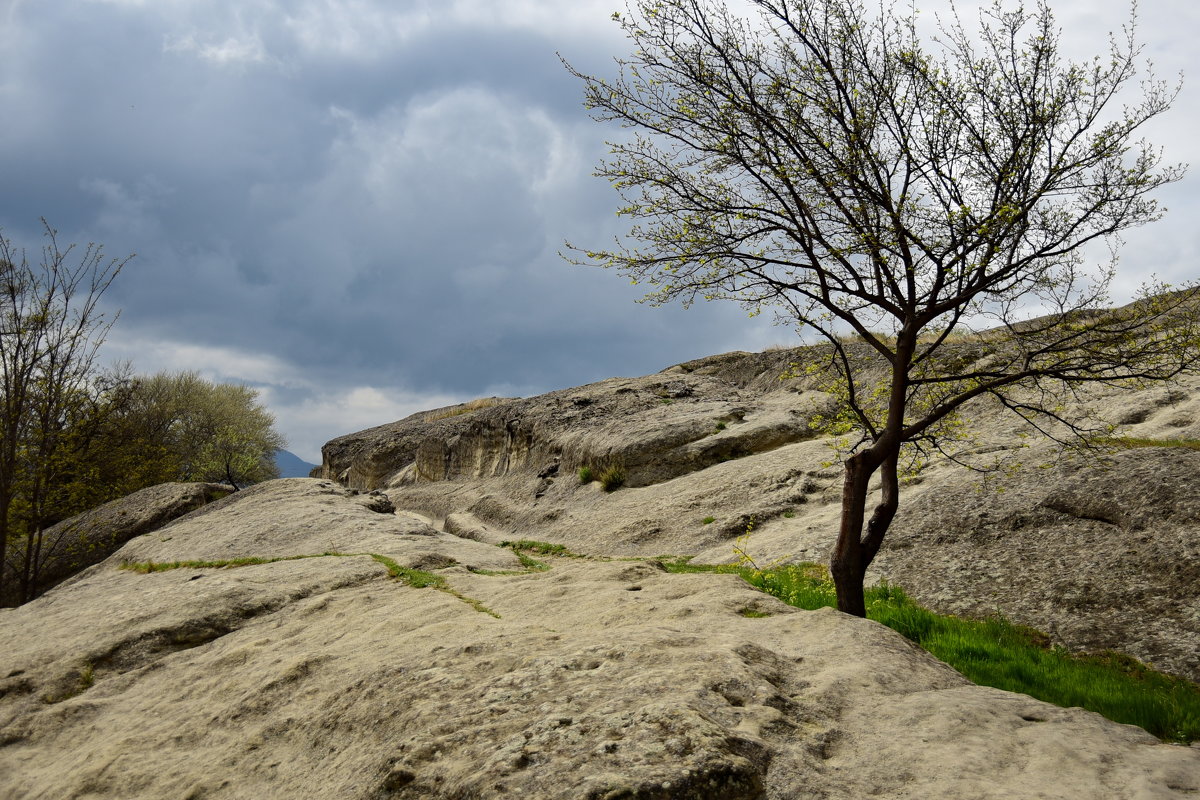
[275,449,319,478]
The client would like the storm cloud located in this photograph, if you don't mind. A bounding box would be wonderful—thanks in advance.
[1,0,1196,460]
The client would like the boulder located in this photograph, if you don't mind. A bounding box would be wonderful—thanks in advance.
[1,482,228,607]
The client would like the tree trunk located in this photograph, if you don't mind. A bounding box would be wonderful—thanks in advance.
[832,451,873,616]
[0,496,7,606]
[18,527,33,604]
[831,446,901,617]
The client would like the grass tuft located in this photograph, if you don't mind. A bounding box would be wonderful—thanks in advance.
[599,465,626,492]
[422,397,504,423]
[578,465,595,484]
[702,516,716,525]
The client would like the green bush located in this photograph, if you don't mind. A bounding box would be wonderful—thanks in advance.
[578,465,595,484]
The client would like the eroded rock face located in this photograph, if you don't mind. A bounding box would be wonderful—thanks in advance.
[348,348,1200,683]
[321,362,830,491]
[879,447,1200,681]
[1,480,1195,798]
[1,481,229,607]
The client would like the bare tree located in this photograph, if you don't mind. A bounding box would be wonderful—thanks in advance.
[0,221,130,604]
[565,0,1199,615]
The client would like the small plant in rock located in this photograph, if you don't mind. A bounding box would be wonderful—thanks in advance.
[782,510,795,519]
[578,465,595,484]
[422,397,503,423]
[599,465,626,492]
[714,421,727,431]
[1093,436,1200,451]
[702,516,716,525]
[732,516,793,573]
[738,607,771,618]
[41,662,96,704]
[732,517,760,569]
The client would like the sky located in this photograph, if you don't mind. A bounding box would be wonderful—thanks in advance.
[1,0,1197,463]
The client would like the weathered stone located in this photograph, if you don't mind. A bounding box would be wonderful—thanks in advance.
[360,349,1200,683]
[1,483,1195,798]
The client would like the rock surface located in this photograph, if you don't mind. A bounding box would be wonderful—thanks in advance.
[327,348,1200,682]
[2,478,1196,798]
[1,481,229,607]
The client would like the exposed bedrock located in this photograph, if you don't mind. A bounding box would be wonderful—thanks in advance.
[330,345,1200,684]
[1,480,1196,798]
[322,352,837,491]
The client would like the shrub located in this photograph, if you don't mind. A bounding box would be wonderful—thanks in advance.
[578,466,595,484]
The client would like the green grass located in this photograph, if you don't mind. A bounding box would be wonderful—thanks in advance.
[661,559,1200,743]
[578,465,595,484]
[367,553,498,617]
[499,539,584,557]
[119,552,339,573]
[121,551,499,618]
[1093,436,1200,451]
[497,539,605,571]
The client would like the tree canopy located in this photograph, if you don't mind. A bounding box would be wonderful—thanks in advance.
[102,371,286,489]
[566,0,1200,614]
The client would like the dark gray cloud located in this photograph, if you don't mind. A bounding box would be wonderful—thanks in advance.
[1,0,1196,460]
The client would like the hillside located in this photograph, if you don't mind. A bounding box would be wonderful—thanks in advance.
[4,329,1200,797]
[275,449,319,479]
[1,479,1196,798]
[322,343,1200,683]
